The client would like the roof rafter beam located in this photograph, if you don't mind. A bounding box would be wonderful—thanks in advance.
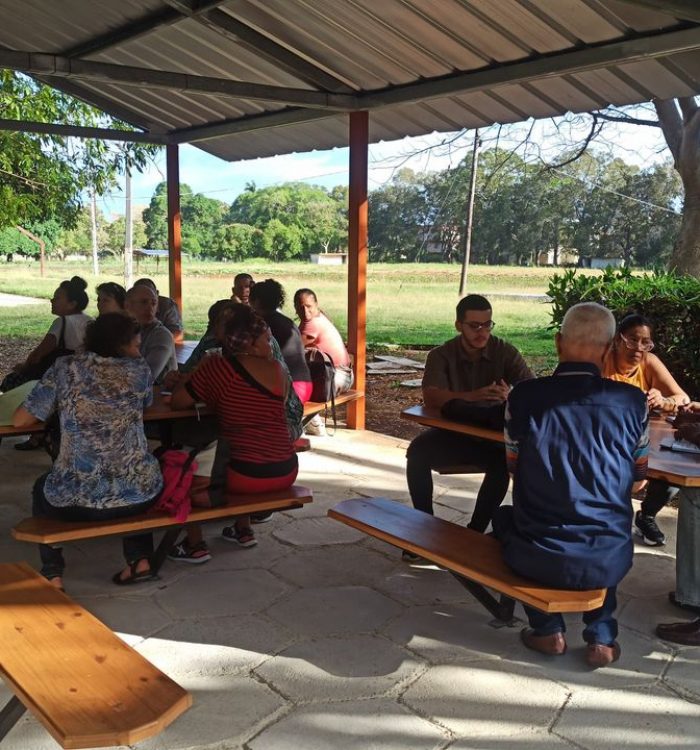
[613,0,700,24]
[0,118,169,144]
[62,0,229,57]
[0,50,365,110]
[367,25,700,107]
[163,3,353,94]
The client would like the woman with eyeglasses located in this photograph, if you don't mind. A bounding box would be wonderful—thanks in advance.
[604,313,689,547]
[604,314,688,413]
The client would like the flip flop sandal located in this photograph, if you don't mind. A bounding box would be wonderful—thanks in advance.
[112,560,159,586]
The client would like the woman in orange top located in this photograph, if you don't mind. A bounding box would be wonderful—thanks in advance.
[604,313,689,548]
[604,314,688,413]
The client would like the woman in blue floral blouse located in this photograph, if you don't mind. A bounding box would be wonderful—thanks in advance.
[13,313,163,589]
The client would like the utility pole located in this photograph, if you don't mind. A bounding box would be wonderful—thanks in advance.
[458,129,481,297]
[124,168,133,289]
[90,187,99,276]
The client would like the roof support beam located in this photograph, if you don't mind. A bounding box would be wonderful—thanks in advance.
[62,1,229,57]
[0,118,168,143]
[613,0,700,24]
[0,50,362,110]
[367,26,700,107]
[167,4,353,94]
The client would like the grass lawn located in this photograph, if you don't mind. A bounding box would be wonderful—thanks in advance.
[0,259,587,371]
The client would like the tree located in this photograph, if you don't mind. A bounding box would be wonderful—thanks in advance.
[105,214,147,256]
[211,223,260,260]
[0,219,62,260]
[0,71,159,231]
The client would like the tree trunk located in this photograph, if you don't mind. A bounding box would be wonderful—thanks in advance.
[671,193,700,276]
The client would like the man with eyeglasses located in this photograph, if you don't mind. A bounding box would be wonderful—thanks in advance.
[405,294,533,548]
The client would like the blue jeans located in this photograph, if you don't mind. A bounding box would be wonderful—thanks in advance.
[32,473,157,580]
[676,488,700,608]
[523,587,618,646]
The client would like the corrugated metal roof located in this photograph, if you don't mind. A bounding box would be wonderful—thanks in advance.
[0,0,698,161]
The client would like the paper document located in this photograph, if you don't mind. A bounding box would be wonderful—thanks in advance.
[0,381,39,425]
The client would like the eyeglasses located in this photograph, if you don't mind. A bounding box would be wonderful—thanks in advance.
[460,320,495,332]
[620,334,654,352]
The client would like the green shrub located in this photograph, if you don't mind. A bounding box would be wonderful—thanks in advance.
[547,268,700,395]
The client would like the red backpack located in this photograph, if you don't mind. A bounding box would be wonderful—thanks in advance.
[153,448,199,523]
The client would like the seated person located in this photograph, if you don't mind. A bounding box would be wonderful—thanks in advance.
[4,275,92,450]
[179,299,237,374]
[604,314,689,547]
[294,287,353,394]
[251,279,312,403]
[12,313,163,590]
[126,284,177,385]
[405,294,532,543]
[171,305,298,549]
[96,281,127,315]
[494,302,649,668]
[134,277,183,335]
[655,406,700,646]
[231,273,254,305]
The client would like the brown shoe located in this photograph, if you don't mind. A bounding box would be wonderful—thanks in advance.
[585,642,621,668]
[520,628,567,655]
[656,618,700,646]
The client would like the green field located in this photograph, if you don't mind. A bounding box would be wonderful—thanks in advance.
[0,259,595,372]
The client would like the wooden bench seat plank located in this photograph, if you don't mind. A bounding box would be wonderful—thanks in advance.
[303,390,363,417]
[13,485,313,544]
[328,498,606,614]
[0,562,190,748]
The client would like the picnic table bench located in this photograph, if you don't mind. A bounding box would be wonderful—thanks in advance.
[302,389,363,418]
[13,485,313,574]
[0,562,190,748]
[329,498,606,623]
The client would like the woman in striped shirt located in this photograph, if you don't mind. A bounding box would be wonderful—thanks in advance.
[171,304,297,547]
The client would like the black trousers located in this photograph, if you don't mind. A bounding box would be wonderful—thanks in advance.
[640,478,678,517]
[406,428,510,532]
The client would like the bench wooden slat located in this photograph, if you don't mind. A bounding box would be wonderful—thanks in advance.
[13,485,313,545]
[303,390,363,417]
[0,562,190,748]
[328,498,606,614]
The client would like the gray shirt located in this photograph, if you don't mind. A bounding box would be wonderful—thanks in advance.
[157,296,183,334]
[140,320,177,385]
[423,335,533,393]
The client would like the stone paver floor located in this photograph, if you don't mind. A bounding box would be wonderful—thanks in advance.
[0,428,698,750]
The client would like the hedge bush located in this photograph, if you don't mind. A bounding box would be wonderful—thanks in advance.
[547,267,700,395]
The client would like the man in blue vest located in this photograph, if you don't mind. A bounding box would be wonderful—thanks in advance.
[494,302,649,668]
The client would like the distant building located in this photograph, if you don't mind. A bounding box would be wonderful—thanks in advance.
[537,248,580,267]
[580,257,625,270]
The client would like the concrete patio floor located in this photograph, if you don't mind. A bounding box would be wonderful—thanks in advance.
[1,427,699,750]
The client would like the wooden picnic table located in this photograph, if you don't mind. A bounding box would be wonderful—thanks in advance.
[401,404,700,488]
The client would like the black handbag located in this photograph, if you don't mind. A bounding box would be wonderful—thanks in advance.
[305,347,336,402]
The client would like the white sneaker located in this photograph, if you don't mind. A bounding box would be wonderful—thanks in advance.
[305,414,327,436]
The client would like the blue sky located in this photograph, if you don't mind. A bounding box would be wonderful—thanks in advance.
[95,114,671,219]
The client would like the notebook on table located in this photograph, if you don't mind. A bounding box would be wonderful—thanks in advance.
[659,437,700,455]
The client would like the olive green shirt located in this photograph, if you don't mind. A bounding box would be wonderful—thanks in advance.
[422,335,533,393]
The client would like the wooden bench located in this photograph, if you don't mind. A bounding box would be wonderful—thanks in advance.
[302,389,364,418]
[0,562,190,748]
[328,498,606,623]
[13,485,313,574]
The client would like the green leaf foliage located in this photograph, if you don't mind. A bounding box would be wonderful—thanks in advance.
[547,267,700,393]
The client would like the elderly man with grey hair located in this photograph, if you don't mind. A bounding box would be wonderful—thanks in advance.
[493,302,649,668]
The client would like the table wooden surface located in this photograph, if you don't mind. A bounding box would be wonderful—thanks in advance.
[0,389,208,439]
[0,561,190,748]
[401,404,700,488]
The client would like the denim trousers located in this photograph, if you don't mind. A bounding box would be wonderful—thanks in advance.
[406,428,510,532]
[676,487,700,608]
[32,473,157,579]
[524,587,619,646]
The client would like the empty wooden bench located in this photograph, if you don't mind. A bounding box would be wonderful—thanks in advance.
[13,485,313,574]
[303,389,364,418]
[328,498,606,622]
[0,562,190,748]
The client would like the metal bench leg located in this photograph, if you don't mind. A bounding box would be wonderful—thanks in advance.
[0,696,26,742]
[451,572,519,625]
[151,528,182,574]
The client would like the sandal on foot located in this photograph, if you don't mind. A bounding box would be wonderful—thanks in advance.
[112,560,159,586]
